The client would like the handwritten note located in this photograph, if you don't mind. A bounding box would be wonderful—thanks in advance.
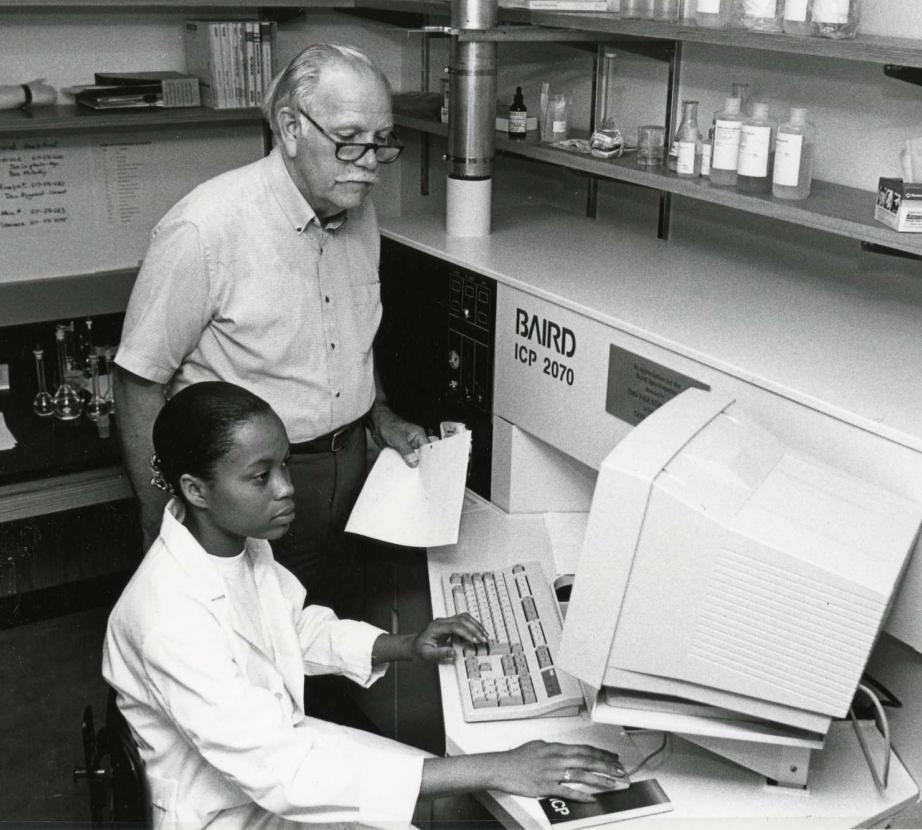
[0,137,82,234]
[0,128,263,284]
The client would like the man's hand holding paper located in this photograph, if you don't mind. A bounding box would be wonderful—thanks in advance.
[345,429,472,547]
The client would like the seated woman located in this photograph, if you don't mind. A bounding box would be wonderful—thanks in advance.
[103,381,625,829]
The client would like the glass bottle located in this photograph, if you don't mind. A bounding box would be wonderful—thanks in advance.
[84,354,107,422]
[812,0,858,39]
[737,102,776,194]
[620,0,647,17]
[508,87,527,140]
[695,0,733,28]
[782,0,812,34]
[53,325,83,421]
[773,107,815,200]
[738,0,783,32]
[710,97,743,187]
[732,81,752,116]
[675,100,701,177]
[549,93,570,142]
[654,0,679,20]
[32,346,54,418]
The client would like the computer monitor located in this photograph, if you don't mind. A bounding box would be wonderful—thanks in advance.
[558,388,922,786]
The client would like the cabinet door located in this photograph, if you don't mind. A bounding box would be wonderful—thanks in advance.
[351,542,397,739]
[393,547,445,756]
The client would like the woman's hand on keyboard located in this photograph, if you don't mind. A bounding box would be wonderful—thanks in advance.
[492,740,628,802]
[412,613,489,662]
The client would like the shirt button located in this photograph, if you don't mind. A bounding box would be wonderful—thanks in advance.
[325,296,330,303]
[330,343,336,350]
[335,392,340,398]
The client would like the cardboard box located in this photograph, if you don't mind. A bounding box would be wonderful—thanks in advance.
[875,178,922,233]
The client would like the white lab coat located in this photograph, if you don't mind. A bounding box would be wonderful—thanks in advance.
[103,500,427,830]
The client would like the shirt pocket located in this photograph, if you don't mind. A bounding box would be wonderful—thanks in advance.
[343,281,382,357]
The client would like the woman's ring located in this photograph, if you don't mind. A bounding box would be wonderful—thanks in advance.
[562,769,573,783]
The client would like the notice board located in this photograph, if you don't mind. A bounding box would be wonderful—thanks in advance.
[0,125,264,284]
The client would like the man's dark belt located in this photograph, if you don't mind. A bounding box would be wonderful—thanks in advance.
[290,417,364,455]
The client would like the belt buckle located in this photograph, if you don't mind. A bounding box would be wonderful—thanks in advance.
[330,423,350,453]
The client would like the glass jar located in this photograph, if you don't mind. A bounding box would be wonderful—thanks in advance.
[812,0,859,39]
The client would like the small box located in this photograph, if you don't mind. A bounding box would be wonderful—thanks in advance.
[874,178,922,233]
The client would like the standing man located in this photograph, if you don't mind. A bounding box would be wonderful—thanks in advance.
[114,44,427,610]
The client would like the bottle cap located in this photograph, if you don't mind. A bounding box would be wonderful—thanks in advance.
[751,102,770,119]
[789,106,807,125]
[724,97,741,114]
[513,86,525,107]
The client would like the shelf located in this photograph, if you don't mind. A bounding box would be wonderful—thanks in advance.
[393,92,922,257]
[0,104,264,137]
[527,15,922,68]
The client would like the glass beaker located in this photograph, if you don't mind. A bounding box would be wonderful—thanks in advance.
[53,325,83,421]
[637,125,666,166]
[32,346,55,418]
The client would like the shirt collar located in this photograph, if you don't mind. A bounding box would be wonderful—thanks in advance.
[265,146,349,235]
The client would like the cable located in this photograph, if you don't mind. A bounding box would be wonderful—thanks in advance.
[849,681,891,792]
[623,732,670,777]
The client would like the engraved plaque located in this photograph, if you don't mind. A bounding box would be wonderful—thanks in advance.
[606,344,710,426]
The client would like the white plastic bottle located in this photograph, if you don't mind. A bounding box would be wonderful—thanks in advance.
[737,102,776,194]
[772,107,815,200]
[695,0,733,28]
[782,0,812,34]
[812,0,859,39]
[710,97,743,187]
[738,0,783,32]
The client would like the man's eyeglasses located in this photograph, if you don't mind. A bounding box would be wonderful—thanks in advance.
[298,108,403,164]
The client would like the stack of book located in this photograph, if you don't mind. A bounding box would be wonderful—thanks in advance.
[183,20,275,110]
[75,71,201,110]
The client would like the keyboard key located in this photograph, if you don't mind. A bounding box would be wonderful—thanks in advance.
[522,596,538,621]
[464,656,481,679]
[535,645,553,668]
[520,675,537,703]
[542,668,562,698]
[514,653,529,675]
[501,655,516,676]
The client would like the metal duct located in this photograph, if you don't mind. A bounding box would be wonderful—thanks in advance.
[447,0,497,181]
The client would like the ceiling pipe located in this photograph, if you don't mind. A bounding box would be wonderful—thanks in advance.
[445,0,497,237]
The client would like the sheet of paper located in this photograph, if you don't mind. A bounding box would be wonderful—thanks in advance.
[346,429,472,547]
[0,412,17,450]
[543,511,589,576]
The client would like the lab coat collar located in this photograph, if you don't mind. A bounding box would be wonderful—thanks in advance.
[158,500,306,713]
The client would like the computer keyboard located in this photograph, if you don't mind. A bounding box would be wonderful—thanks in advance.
[443,561,585,723]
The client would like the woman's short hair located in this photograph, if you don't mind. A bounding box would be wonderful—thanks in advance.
[152,381,274,497]
[262,43,391,135]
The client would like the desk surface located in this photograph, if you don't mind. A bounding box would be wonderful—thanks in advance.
[427,494,919,828]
